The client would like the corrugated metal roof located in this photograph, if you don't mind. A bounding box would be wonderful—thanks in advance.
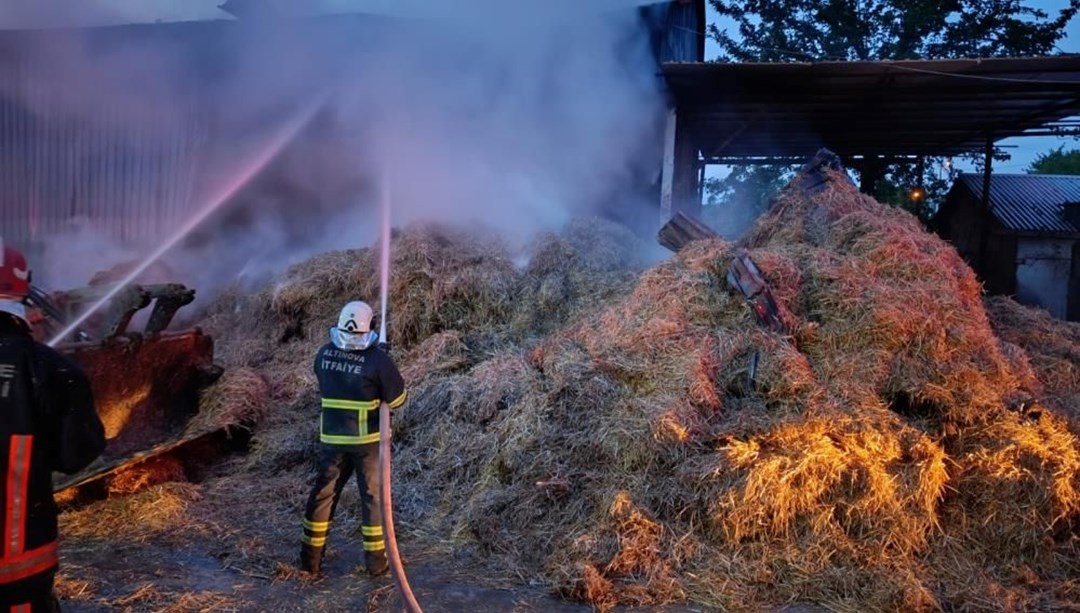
[957,173,1080,234]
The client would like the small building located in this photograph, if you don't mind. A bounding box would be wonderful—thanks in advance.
[936,173,1080,321]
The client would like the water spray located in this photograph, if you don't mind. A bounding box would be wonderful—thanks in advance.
[378,173,390,344]
[376,170,423,613]
[45,96,328,348]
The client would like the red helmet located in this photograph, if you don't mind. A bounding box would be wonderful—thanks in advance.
[0,238,30,299]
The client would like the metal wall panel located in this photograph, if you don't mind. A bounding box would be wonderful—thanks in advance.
[0,35,212,253]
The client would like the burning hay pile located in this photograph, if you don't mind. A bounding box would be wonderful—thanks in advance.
[62,157,1079,612]
[387,160,1076,611]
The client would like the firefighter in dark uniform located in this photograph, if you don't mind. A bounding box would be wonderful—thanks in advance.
[300,300,407,577]
[0,241,106,611]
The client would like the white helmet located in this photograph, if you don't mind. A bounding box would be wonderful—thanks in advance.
[329,300,378,351]
[337,300,373,333]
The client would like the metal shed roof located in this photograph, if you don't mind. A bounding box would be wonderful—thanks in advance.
[956,173,1080,234]
[662,56,1080,163]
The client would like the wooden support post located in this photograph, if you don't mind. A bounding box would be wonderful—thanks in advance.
[696,161,706,206]
[859,157,883,196]
[978,136,994,275]
[659,108,677,223]
[659,106,702,223]
[672,111,700,220]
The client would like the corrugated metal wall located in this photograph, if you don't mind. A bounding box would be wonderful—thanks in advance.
[0,54,210,249]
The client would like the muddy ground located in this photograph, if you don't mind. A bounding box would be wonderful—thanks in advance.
[54,450,789,613]
[56,533,738,613]
[53,452,828,613]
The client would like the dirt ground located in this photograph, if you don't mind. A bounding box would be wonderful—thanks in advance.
[55,528,736,613]
[50,451,737,613]
[53,450,829,613]
[57,539,829,613]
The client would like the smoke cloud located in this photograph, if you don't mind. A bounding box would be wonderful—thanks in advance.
[0,1,669,302]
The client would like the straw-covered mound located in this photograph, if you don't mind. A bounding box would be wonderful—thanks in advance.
[511,217,647,339]
[984,295,1080,425]
[192,218,649,480]
[388,169,1078,611]
[90,169,1077,612]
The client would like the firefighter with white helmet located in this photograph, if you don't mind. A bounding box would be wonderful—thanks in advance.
[300,300,407,576]
[0,240,106,611]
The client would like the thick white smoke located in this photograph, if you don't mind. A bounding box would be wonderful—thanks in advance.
[0,1,669,300]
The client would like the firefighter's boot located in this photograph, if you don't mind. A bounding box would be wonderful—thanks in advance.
[366,551,389,577]
[300,543,324,575]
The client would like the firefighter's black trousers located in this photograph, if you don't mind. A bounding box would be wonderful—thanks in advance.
[0,571,61,611]
[301,444,385,571]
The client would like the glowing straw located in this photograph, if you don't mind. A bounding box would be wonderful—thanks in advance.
[47,97,326,347]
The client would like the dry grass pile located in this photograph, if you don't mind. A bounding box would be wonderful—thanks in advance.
[102,172,1078,612]
[510,217,649,339]
[985,295,1080,422]
[62,482,203,540]
[56,578,245,613]
[269,222,518,352]
[105,455,188,497]
[186,367,271,435]
[375,168,1079,611]
[744,178,1029,422]
[191,219,647,480]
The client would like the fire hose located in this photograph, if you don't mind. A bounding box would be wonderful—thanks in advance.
[377,175,424,613]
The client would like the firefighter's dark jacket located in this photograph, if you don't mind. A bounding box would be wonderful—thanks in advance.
[314,342,407,448]
[0,318,106,594]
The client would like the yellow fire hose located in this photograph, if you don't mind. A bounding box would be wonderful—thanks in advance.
[378,401,423,612]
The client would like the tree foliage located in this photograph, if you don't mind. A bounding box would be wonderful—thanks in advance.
[702,165,794,236]
[704,0,1079,226]
[709,0,1080,62]
[1027,146,1080,175]
[704,164,792,208]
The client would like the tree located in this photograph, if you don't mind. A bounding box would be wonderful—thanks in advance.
[704,164,791,208]
[702,164,794,236]
[705,0,1080,223]
[710,1,1080,62]
[1027,146,1080,175]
